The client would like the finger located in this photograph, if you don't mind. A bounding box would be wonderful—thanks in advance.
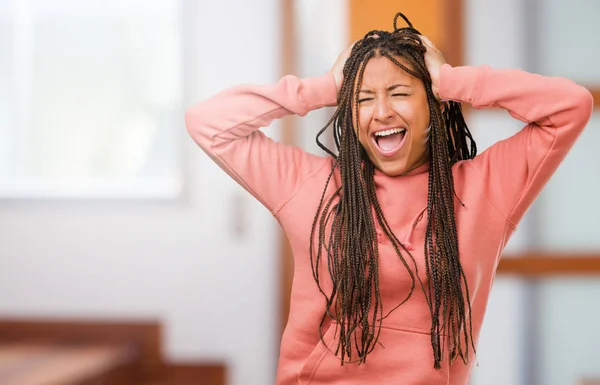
[419,35,436,48]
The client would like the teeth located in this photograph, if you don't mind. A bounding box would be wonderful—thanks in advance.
[374,128,406,137]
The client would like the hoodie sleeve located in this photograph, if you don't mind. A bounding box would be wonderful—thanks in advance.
[185,72,338,214]
[439,64,594,227]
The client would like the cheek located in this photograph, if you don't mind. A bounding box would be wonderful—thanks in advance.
[392,101,430,133]
[354,106,373,136]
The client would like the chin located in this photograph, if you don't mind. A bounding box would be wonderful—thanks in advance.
[373,161,407,177]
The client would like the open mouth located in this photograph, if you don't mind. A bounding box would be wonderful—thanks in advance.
[373,128,407,156]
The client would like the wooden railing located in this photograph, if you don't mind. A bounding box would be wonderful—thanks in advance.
[498,254,600,277]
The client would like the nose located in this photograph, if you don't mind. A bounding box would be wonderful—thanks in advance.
[374,98,393,122]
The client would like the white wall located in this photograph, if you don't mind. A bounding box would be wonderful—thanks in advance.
[0,1,281,385]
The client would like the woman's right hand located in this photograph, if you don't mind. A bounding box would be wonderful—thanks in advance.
[419,35,446,101]
[331,40,358,95]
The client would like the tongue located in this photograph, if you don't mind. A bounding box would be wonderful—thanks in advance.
[377,132,404,152]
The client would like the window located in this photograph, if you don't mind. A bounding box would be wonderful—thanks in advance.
[0,0,184,198]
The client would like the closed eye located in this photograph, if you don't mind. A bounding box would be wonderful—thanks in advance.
[357,98,373,103]
[392,93,410,97]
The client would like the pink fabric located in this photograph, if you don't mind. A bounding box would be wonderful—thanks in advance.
[185,64,593,384]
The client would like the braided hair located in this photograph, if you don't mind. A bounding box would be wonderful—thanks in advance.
[309,12,478,369]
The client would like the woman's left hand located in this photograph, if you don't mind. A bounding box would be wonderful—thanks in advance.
[419,35,446,101]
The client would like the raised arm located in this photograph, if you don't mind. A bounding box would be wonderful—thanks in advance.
[185,73,337,214]
[439,64,594,226]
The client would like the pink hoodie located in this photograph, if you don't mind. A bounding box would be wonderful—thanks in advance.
[185,64,593,384]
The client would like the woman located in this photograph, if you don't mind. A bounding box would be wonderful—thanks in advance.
[185,13,593,385]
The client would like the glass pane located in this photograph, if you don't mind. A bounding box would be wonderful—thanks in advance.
[536,0,600,85]
[537,278,600,385]
[537,113,600,251]
[2,0,183,196]
[31,0,181,179]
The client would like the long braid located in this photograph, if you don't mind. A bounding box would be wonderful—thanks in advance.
[310,12,477,368]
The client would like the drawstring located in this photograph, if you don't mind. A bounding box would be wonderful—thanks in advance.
[401,206,427,251]
[376,228,386,244]
[376,206,427,251]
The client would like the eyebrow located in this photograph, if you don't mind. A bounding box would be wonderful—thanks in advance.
[359,84,410,94]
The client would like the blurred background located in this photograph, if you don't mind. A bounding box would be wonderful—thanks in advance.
[0,0,598,384]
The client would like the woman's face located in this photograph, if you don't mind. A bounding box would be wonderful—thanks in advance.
[352,54,431,176]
